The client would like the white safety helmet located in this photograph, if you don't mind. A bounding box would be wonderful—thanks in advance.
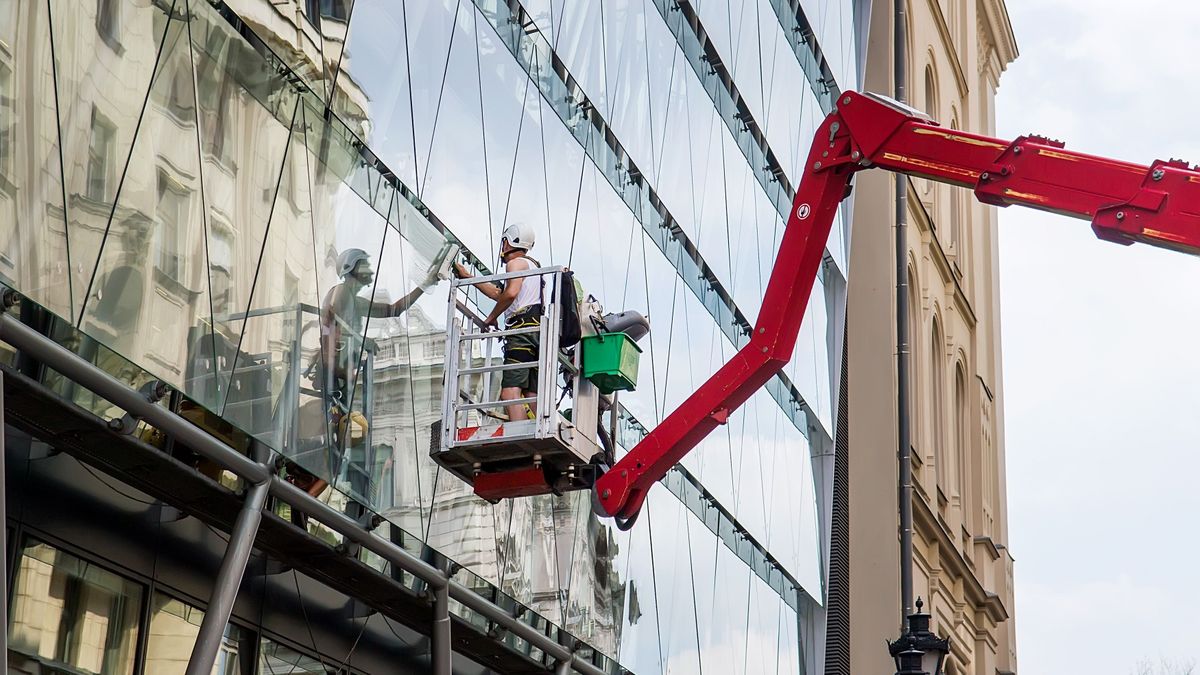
[336,248,371,278]
[501,222,535,251]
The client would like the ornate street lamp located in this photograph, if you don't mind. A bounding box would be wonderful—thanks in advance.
[888,597,951,675]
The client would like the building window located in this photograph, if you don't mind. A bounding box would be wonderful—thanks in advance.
[948,113,962,253]
[166,65,196,122]
[954,364,967,501]
[87,107,117,203]
[7,538,143,675]
[156,171,188,280]
[921,64,938,202]
[195,31,234,166]
[931,318,947,496]
[906,267,921,451]
[145,592,253,674]
[96,0,122,51]
[924,65,938,118]
[320,0,352,21]
[209,220,234,313]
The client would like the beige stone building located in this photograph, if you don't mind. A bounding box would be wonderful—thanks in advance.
[845,0,1019,673]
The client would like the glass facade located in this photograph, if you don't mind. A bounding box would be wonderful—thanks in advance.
[3,0,861,670]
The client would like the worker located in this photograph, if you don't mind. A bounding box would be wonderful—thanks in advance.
[454,223,542,423]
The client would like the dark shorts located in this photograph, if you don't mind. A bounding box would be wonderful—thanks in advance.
[502,309,540,391]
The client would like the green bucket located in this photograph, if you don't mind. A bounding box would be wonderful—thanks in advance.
[580,332,642,394]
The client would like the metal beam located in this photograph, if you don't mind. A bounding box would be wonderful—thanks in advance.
[186,449,271,675]
[432,584,451,675]
[0,315,270,483]
[0,311,609,675]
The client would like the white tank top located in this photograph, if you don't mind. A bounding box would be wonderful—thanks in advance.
[504,256,541,320]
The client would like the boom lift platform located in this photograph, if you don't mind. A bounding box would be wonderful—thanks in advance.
[434,266,645,501]
[443,90,1200,529]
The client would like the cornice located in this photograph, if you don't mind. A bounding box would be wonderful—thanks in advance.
[978,0,1019,71]
[913,493,1010,623]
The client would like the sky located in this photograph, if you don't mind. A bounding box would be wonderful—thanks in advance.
[995,1,1200,672]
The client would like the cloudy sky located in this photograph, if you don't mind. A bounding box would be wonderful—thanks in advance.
[995,1,1200,672]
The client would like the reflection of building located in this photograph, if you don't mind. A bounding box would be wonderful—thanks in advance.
[845,0,1019,673]
[0,0,903,672]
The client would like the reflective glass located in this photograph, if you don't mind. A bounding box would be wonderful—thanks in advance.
[222,108,327,465]
[0,0,73,319]
[537,95,587,265]
[746,574,782,674]
[7,539,142,675]
[476,28,536,243]
[144,593,250,675]
[258,637,329,675]
[364,202,456,536]
[613,492,662,673]
[599,0,654,180]
[189,5,297,410]
[557,492,622,658]
[222,0,327,104]
[300,102,390,504]
[699,529,752,675]
[79,6,223,411]
[647,488,702,674]
[412,1,493,257]
[551,0,608,118]
[332,0,418,189]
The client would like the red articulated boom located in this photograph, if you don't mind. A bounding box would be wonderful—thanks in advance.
[595,90,1200,525]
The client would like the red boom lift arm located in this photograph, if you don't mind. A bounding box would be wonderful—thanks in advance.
[595,90,1200,523]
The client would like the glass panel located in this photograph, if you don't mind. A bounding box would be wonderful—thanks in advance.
[7,539,142,675]
[222,107,326,462]
[221,0,327,104]
[746,575,781,675]
[700,522,751,675]
[537,95,586,266]
[300,101,389,506]
[414,1,493,258]
[0,0,73,319]
[363,207,455,535]
[647,488,701,674]
[79,2,223,411]
[331,0,418,189]
[189,4,297,412]
[49,0,173,324]
[613,492,661,674]
[258,637,332,675]
[548,0,607,118]
[144,593,252,675]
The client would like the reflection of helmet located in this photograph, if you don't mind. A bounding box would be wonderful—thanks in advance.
[501,222,535,251]
[336,248,370,278]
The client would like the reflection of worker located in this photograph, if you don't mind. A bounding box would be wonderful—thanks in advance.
[454,223,542,423]
[292,247,436,502]
[320,247,429,388]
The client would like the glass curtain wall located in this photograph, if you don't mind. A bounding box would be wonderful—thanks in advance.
[3,0,859,669]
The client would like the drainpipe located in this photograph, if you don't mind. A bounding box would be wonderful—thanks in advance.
[894,0,915,632]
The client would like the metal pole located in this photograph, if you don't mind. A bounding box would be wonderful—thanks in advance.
[894,0,915,630]
[0,315,271,484]
[432,583,451,675]
[556,658,573,675]
[185,444,272,675]
[0,370,8,665]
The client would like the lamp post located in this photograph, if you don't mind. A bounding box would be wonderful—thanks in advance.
[888,597,951,675]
